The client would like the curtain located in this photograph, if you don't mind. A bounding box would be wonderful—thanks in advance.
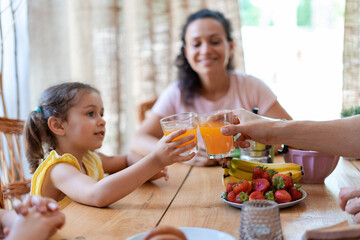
[343,0,360,109]
[28,0,244,155]
[0,0,29,119]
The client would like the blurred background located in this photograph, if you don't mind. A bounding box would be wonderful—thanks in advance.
[1,0,358,158]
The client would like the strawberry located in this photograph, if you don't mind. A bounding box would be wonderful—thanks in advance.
[252,178,270,193]
[233,179,251,194]
[275,190,292,203]
[265,190,275,201]
[235,192,249,203]
[262,169,278,182]
[253,166,267,179]
[288,186,303,201]
[272,173,294,190]
[226,182,236,193]
[249,191,266,200]
[227,191,236,202]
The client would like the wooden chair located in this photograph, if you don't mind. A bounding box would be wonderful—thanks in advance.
[138,97,158,123]
[0,117,30,209]
[0,182,4,209]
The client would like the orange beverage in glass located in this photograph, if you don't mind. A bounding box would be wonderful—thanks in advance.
[160,112,198,156]
[164,127,197,148]
[199,122,233,155]
[198,110,233,159]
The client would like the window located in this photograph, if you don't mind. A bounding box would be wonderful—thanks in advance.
[239,0,345,120]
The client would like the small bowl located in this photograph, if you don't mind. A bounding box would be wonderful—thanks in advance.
[284,148,340,184]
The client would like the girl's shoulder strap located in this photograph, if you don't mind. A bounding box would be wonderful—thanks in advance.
[31,150,82,195]
[83,151,104,180]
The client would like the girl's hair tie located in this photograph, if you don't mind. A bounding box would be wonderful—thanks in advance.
[35,107,42,114]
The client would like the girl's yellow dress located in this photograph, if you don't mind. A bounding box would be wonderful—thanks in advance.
[31,150,104,209]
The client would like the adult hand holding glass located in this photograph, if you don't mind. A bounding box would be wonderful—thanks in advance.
[221,108,277,149]
[221,108,360,158]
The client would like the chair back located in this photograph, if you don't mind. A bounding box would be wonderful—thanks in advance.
[0,117,30,209]
[138,97,158,123]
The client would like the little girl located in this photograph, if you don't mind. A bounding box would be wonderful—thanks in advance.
[24,82,196,209]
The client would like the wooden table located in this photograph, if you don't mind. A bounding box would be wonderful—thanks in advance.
[51,156,360,240]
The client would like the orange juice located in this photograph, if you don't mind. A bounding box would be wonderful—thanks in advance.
[164,127,197,148]
[199,122,233,155]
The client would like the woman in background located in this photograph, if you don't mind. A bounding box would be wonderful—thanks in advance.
[131,9,291,166]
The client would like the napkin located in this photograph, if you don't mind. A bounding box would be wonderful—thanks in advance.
[305,220,360,239]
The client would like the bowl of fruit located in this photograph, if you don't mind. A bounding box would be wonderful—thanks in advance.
[221,159,306,209]
[283,148,340,184]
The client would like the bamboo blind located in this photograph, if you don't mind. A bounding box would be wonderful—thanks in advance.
[343,0,360,109]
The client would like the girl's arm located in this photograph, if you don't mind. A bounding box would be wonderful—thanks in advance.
[98,153,127,174]
[50,129,196,207]
[130,113,164,157]
[98,152,143,174]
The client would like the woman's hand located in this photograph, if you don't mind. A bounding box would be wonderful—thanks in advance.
[183,146,219,167]
[339,185,360,223]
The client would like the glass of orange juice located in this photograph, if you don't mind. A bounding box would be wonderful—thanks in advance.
[198,110,233,159]
[160,112,198,156]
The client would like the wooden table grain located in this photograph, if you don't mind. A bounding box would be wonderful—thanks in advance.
[51,156,360,240]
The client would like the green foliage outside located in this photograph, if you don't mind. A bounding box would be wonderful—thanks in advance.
[297,0,312,27]
[238,0,344,28]
[239,0,261,26]
[341,106,360,118]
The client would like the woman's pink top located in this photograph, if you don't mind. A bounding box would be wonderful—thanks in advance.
[152,71,277,117]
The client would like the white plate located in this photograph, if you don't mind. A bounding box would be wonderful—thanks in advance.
[126,227,235,240]
[221,189,307,209]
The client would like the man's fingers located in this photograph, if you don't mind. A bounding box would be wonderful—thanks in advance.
[221,125,241,136]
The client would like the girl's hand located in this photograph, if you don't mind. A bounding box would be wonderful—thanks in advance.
[154,129,197,166]
[148,167,169,181]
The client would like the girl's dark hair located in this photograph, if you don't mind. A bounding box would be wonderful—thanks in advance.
[175,9,235,105]
[24,82,99,173]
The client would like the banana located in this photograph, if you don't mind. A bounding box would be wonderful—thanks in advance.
[228,164,253,181]
[273,170,304,183]
[222,169,251,187]
[231,158,302,172]
[222,175,242,188]
[291,170,304,183]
